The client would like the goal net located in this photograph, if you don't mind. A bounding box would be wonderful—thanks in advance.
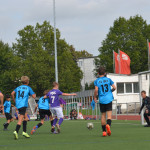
[138,71,150,125]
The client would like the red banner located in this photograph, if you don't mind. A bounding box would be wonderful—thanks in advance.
[114,51,119,74]
[120,50,131,75]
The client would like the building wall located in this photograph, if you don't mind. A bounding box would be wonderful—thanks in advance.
[77,57,97,90]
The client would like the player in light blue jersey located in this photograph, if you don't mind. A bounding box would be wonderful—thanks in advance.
[11,76,36,140]
[31,90,54,135]
[94,67,116,137]
[3,94,14,131]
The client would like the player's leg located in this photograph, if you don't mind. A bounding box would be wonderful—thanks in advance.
[31,110,45,135]
[100,103,107,137]
[144,109,150,127]
[56,107,64,133]
[106,102,112,136]
[51,108,58,132]
[13,114,24,139]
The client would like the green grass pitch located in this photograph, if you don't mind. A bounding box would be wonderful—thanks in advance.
[0,119,149,150]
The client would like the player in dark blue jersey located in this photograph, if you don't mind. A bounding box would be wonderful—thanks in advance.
[94,67,116,137]
[11,76,36,140]
[3,94,14,131]
[31,90,54,135]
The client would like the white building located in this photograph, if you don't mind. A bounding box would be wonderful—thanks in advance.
[77,56,98,90]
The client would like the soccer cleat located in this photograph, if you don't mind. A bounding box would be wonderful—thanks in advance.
[13,131,18,140]
[144,124,150,127]
[52,131,58,134]
[31,126,37,135]
[106,124,111,136]
[22,132,30,138]
[51,126,55,133]
[102,131,107,137]
[56,124,60,133]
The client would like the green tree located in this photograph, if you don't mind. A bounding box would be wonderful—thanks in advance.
[0,41,20,94]
[70,45,93,61]
[13,21,83,95]
[96,15,150,74]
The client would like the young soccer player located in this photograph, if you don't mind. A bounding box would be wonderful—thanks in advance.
[139,90,150,127]
[44,82,76,133]
[3,94,14,131]
[31,90,54,135]
[94,67,116,137]
[11,76,36,139]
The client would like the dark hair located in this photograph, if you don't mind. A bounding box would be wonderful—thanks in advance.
[141,90,146,94]
[5,94,11,99]
[53,82,59,87]
[98,67,106,75]
[43,90,50,95]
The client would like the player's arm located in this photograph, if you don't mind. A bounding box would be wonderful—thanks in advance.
[111,84,116,92]
[32,94,36,99]
[94,86,98,103]
[62,93,77,96]
[2,105,4,115]
[0,92,4,106]
[139,101,144,115]
[34,104,38,113]
[43,95,48,99]
[11,91,16,103]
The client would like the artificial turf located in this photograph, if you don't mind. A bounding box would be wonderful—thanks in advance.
[0,119,149,150]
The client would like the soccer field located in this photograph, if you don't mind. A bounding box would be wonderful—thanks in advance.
[0,119,149,150]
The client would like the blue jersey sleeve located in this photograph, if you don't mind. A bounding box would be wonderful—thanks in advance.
[14,88,17,93]
[94,80,97,86]
[110,79,114,86]
[3,101,6,107]
[29,87,35,96]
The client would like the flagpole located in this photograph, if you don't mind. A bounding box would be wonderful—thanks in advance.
[113,50,115,73]
[147,39,150,70]
[118,49,120,74]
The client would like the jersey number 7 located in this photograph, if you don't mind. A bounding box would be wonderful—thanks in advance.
[51,96,55,103]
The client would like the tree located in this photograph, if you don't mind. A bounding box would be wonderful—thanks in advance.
[0,41,20,94]
[70,45,93,61]
[96,15,150,74]
[13,21,83,95]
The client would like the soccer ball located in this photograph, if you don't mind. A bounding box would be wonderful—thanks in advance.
[87,122,94,130]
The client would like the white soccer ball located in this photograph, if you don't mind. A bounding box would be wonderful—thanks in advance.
[87,122,94,130]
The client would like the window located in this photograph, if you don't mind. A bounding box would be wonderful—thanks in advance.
[125,83,132,93]
[117,83,124,94]
[78,61,82,67]
[133,82,139,93]
[117,82,139,94]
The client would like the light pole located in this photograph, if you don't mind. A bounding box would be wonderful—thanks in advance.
[53,0,58,82]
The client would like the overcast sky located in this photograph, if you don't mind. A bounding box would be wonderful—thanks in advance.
[0,0,150,56]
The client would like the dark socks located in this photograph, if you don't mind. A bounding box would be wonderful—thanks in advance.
[144,113,150,125]
[36,123,43,128]
[4,123,9,129]
[51,120,54,127]
[23,121,27,132]
[107,119,112,126]
[102,125,106,132]
[16,124,21,133]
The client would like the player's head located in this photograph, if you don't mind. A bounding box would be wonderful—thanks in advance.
[43,90,50,95]
[98,67,106,76]
[5,94,11,101]
[21,76,29,85]
[141,90,146,98]
[53,82,59,89]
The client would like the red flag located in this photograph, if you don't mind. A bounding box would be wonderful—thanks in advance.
[114,51,119,74]
[119,50,131,74]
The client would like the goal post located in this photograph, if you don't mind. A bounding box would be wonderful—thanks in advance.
[138,70,150,125]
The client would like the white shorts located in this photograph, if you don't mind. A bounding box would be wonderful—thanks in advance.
[51,107,64,119]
